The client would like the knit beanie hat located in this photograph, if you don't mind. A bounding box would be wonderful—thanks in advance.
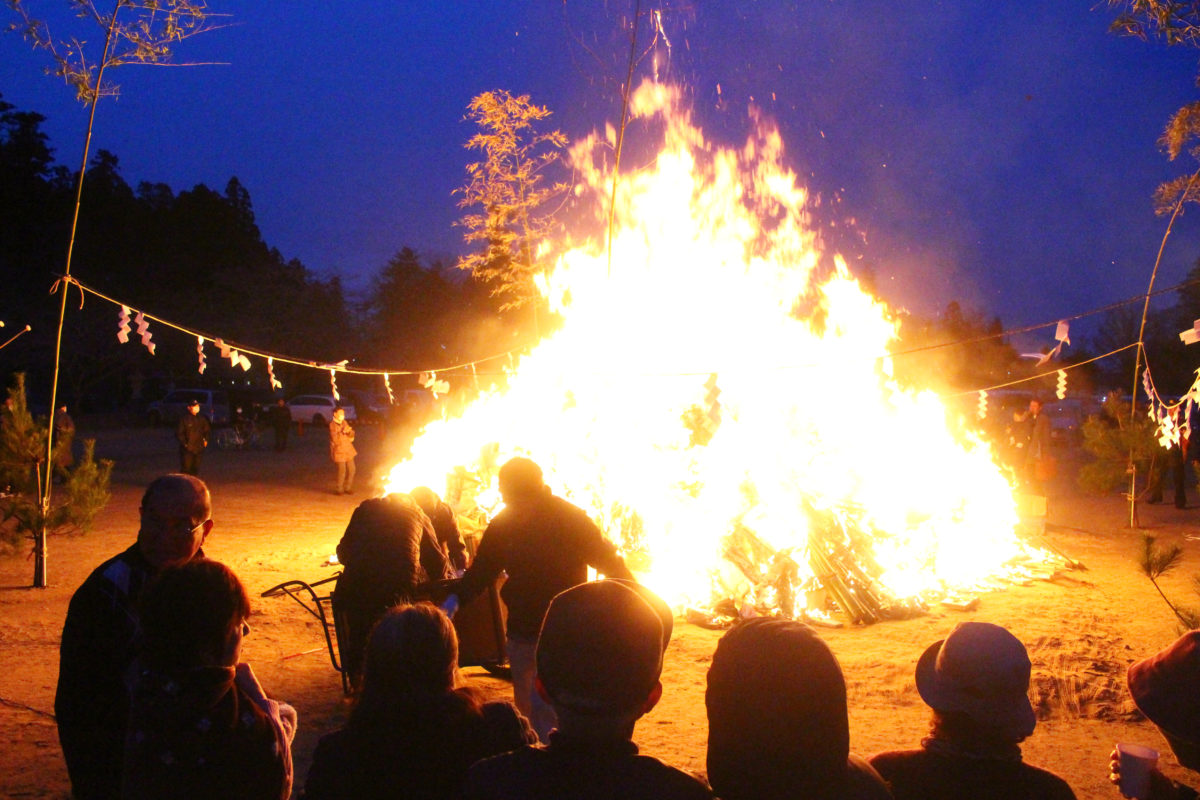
[536,580,664,715]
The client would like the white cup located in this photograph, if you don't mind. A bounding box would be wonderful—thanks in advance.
[1116,742,1160,799]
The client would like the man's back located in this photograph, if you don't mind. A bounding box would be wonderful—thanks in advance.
[336,497,448,606]
[56,544,156,799]
[459,494,630,638]
[464,735,713,800]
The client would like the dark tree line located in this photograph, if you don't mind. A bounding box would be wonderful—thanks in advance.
[0,94,515,412]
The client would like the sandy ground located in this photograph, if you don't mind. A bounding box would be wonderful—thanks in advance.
[2,421,1199,799]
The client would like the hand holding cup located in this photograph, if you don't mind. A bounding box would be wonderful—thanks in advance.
[1113,743,1160,799]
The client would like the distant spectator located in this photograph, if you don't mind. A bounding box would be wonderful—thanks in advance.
[335,493,451,687]
[302,603,535,800]
[176,399,210,476]
[411,485,469,572]
[329,407,356,494]
[706,617,890,800]
[441,457,632,741]
[1021,398,1053,494]
[56,474,213,800]
[463,580,711,800]
[268,398,291,453]
[53,403,75,478]
[870,621,1075,800]
[1109,630,1200,800]
[123,558,296,799]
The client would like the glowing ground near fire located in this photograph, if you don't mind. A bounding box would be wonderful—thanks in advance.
[384,82,1058,622]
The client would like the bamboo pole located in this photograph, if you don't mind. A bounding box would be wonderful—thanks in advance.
[1126,169,1200,530]
[36,10,120,588]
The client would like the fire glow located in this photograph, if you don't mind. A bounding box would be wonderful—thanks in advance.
[384,82,1041,621]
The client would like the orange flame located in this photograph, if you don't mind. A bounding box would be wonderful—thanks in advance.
[385,82,1027,616]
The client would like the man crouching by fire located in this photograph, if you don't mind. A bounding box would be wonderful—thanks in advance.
[334,492,452,688]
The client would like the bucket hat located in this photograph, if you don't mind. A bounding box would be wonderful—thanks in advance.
[915,621,1036,739]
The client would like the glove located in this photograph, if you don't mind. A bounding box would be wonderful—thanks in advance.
[440,593,460,619]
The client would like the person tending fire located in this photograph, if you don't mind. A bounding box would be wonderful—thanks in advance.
[440,456,632,742]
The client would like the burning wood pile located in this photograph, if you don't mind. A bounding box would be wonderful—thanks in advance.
[690,499,1080,628]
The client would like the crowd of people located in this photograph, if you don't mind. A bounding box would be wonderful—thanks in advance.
[53,462,1200,799]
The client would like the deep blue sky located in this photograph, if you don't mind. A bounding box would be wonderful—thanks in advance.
[3,2,1199,339]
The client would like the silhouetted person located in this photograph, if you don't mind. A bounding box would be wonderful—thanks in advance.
[335,493,451,687]
[303,603,535,800]
[54,403,75,479]
[411,485,469,572]
[463,580,711,800]
[706,617,890,800]
[870,621,1075,800]
[123,559,296,799]
[1020,398,1052,495]
[56,474,214,800]
[441,457,632,741]
[268,398,291,452]
[176,399,210,476]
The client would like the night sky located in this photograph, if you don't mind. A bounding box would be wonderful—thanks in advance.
[2,2,1199,340]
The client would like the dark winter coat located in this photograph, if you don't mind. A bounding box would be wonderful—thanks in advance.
[176,413,211,455]
[870,747,1076,800]
[302,692,535,800]
[55,544,203,800]
[334,497,452,680]
[454,492,631,639]
[463,731,713,800]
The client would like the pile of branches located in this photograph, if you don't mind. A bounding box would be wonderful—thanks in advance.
[699,501,970,627]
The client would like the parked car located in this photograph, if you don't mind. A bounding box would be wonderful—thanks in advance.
[343,390,392,425]
[147,389,231,426]
[1044,397,1098,445]
[287,394,356,426]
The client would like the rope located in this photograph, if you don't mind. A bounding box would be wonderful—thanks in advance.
[64,276,531,377]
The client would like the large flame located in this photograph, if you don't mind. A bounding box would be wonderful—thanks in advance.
[385,82,1026,617]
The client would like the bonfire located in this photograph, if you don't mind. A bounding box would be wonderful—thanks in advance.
[384,81,1074,626]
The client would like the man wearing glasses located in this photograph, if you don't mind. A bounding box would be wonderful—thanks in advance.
[55,474,214,799]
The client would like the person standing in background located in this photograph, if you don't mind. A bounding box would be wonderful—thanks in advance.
[329,407,356,495]
[269,398,292,453]
[53,403,75,480]
[176,399,210,477]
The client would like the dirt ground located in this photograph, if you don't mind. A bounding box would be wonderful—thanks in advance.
[2,420,1199,799]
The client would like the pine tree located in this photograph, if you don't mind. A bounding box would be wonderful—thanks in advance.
[0,374,112,551]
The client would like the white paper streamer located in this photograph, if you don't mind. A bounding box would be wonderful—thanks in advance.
[117,306,131,343]
[267,357,282,390]
[420,371,449,398]
[134,312,155,355]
